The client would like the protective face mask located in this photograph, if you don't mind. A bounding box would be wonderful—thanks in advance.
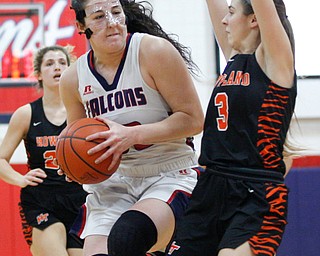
[84,0,126,30]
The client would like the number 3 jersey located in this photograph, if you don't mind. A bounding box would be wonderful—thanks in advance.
[199,53,297,175]
[76,33,197,175]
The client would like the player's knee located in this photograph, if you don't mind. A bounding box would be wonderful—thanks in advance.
[108,210,158,256]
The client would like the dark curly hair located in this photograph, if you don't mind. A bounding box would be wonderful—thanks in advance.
[70,0,199,75]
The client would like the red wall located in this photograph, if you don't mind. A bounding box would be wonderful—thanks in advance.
[0,164,31,256]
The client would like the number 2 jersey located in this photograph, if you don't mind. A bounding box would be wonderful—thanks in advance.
[199,53,297,176]
[76,33,198,175]
[23,97,83,190]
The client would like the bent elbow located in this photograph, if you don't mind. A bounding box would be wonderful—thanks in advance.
[193,116,204,136]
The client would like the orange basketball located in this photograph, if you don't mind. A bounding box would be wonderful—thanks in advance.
[56,118,120,184]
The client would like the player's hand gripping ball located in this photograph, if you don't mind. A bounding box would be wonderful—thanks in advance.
[56,118,120,184]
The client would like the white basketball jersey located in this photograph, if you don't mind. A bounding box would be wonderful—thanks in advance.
[77,33,197,176]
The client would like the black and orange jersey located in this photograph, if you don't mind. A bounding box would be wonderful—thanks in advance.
[19,98,87,246]
[23,98,76,188]
[199,53,297,175]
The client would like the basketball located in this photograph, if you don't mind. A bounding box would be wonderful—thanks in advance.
[56,118,120,184]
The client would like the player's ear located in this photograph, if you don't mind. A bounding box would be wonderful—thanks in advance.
[76,21,86,35]
[249,14,258,29]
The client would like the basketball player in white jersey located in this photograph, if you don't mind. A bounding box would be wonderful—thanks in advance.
[59,0,204,255]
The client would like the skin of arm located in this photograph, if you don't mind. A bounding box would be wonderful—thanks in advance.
[250,0,294,88]
[59,63,87,124]
[0,105,47,187]
[58,62,87,180]
[283,156,293,177]
[206,0,232,60]
[136,35,204,144]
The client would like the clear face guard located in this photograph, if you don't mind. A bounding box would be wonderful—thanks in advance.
[84,0,125,30]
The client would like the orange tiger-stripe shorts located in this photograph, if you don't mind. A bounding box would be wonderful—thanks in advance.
[168,169,288,256]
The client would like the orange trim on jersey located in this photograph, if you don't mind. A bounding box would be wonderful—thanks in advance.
[18,202,33,247]
[257,84,290,169]
[249,184,288,256]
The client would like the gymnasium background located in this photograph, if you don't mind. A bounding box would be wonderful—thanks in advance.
[0,0,319,255]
